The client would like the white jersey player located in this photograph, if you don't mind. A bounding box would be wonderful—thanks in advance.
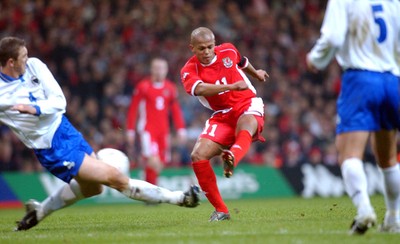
[0,37,200,231]
[307,0,400,234]
[307,0,400,75]
[0,57,65,149]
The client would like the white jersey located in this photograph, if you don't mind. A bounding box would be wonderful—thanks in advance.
[0,57,66,149]
[307,0,400,75]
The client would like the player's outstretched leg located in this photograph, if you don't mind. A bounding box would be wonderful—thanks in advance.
[181,185,201,208]
[15,179,85,231]
[221,149,235,178]
[122,179,200,208]
[222,130,253,178]
[15,200,40,231]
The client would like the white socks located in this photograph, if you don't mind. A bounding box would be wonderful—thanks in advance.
[37,178,185,221]
[39,179,84,221]
[341,158,374,216]
[381,164,400,225]
[122,179,184,205]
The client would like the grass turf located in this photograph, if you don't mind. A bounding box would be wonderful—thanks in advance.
[0,195,398,243]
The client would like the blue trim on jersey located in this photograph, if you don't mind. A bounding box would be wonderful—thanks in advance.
[28,92,37,102]
[33,105,41,116]
[0,72,24,82]
[336,70,400,133]
[0,72,17,82]
[34,116,93,183]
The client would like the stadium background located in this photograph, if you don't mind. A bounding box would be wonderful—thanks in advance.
[0,0,391,205]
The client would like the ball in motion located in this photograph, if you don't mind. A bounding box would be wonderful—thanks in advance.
[96,148,130,176]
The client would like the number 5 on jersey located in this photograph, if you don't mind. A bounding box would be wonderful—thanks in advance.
[371,4,387,43]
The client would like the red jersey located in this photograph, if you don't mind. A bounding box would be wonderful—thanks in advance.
[126,79,185,135]
[180,43,257,112]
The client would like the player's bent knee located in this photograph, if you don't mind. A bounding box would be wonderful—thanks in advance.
[93,184,104,195]
[191,150,214,162]
[81,184,103,197]
[106,166,129,191]
[191,151,202,162]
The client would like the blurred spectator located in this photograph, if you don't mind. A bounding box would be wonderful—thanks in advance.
[308,147,323,166]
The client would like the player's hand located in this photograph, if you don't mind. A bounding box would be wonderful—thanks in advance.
[255,69,269,82]
[177,129,187,144]
[306,55,318,73]
[231,81,248,91]
[126,131,135,146]
[11,104,37,115]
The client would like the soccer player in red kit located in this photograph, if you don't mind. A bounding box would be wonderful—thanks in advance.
[180,27,269,221]
[126,57,186,185]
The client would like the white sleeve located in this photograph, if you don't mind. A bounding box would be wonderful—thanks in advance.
[307,0,349,70]
[30,58,66,115]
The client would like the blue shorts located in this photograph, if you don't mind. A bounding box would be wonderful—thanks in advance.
[34,116,93,183]
[336,70,400,134]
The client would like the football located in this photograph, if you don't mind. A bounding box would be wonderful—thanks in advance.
[96,148,130,176]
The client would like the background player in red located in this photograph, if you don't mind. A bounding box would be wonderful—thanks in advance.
[126,57,187,185]
[180,27,269,221]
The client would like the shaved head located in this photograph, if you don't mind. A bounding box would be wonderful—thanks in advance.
[189,27,216,64]
[190,27,215,45]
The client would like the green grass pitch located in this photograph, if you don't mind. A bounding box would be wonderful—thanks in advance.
[0,195,398,243]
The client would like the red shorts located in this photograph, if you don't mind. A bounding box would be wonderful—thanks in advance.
[199,97,265,146]
[139,131,170,163]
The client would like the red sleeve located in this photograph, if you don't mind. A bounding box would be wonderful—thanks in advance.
[180,58,202,96]
[126,82,144,131]
[169,83,186,130]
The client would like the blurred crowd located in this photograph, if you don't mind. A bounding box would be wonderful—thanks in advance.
[0,0,379,172]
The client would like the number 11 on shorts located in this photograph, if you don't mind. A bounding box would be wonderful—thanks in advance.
[202,120,217,137]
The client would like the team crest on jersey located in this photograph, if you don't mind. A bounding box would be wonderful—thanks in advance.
[222,57,233,68]
[31,76,39,84]
[23,75,40,89]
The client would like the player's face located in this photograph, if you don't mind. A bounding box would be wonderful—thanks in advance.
[190,39,215,65]
[11,46,28,77]
[151,59,168,82]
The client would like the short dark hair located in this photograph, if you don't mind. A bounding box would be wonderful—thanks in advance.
[0,37,26,66]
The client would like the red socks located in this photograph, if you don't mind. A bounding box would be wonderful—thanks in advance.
[145,166,158,185]
[190,131,252,213]
[192,160,228,213]
[230,130,252,167]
